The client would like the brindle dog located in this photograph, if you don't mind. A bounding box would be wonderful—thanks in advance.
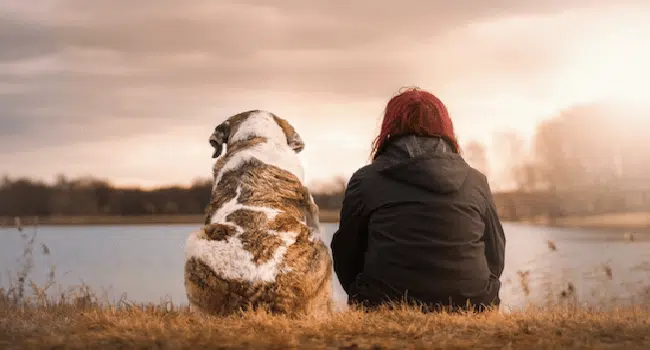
[184,110,333,317]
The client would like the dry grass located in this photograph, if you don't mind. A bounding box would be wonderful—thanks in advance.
[1,218,649,349]
[1,300,649,350]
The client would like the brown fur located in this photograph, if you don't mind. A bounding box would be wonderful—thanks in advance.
[203,223,237,241]
[205,158,316,225]
[186,111,331,317]
[203,137,268,224]
[202,158,322,266]
[272,115,300,144]
[184,237,332,317]
[226,209,284,264]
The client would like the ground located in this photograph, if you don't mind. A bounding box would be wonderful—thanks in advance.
[1,301,649,349]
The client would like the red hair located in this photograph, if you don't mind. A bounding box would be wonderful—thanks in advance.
[370,87,459,159]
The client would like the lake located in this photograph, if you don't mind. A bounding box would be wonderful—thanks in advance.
[1,222,648,311]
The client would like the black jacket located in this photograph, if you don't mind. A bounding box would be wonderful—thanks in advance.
[330,135,505,308]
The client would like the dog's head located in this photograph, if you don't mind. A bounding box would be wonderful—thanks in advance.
[209,110,304,158]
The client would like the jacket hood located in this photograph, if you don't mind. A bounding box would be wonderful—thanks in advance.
[375,135,470,194]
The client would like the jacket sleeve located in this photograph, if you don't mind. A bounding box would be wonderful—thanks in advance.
[330,171,369,294]
[483,184,506,279]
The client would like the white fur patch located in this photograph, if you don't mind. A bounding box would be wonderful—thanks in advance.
[229,111,287,145]
[185,186,300,283]
[212,111,305,189]
[185,229,297,283]
[208,186,281,224]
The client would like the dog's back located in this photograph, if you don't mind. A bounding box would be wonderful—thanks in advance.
[184,111,332,316]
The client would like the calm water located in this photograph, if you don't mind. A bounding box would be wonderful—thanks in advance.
[1,222,648,310]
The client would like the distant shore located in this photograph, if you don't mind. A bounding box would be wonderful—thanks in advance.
[515,211,650,232]
[2,211,649,231]
[0,210,341,228]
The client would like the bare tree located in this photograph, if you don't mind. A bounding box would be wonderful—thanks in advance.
[491,130,545,192]
[492,131,525,190]
[463,140,490,177]
[532,104,631,191]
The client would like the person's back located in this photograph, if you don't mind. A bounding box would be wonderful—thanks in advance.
[330,87,505,311]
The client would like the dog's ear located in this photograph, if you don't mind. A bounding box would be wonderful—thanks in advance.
[272,115,305,153]
[209,120,230,158]
[288,132,305,153]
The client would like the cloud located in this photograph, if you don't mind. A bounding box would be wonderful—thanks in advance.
[1,0,649,185]
[0,1,587,58]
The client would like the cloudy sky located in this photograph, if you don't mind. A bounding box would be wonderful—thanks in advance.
[2,0,650,190]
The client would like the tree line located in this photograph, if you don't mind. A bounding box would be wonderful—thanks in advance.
[2,102,649,221]
[0,175,346,218]
[463,102,650,219]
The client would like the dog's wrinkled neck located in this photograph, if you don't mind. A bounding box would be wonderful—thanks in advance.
[222,136,267,156]
[211,140,305,191]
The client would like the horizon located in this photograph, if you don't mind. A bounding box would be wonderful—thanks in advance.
[3,1,650,192]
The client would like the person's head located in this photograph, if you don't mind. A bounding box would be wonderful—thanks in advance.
[370,87,459,159]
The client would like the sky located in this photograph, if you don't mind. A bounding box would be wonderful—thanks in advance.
[2,0,650,190]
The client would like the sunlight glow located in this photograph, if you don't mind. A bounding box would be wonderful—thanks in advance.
[550,18,650,114]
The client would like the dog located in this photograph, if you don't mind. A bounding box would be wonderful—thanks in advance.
[184,110,333,316]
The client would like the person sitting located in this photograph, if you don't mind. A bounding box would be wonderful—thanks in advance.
[330,87,506,312]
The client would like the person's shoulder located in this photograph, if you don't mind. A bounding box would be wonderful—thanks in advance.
[344,163,382,199]
[464,166,493,196]
[348,163,376,183]
[466,166,489,185]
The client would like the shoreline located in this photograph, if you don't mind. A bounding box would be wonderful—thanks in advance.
[0,210,341,228]
[512,211,650,232]
[1,211,649,232]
